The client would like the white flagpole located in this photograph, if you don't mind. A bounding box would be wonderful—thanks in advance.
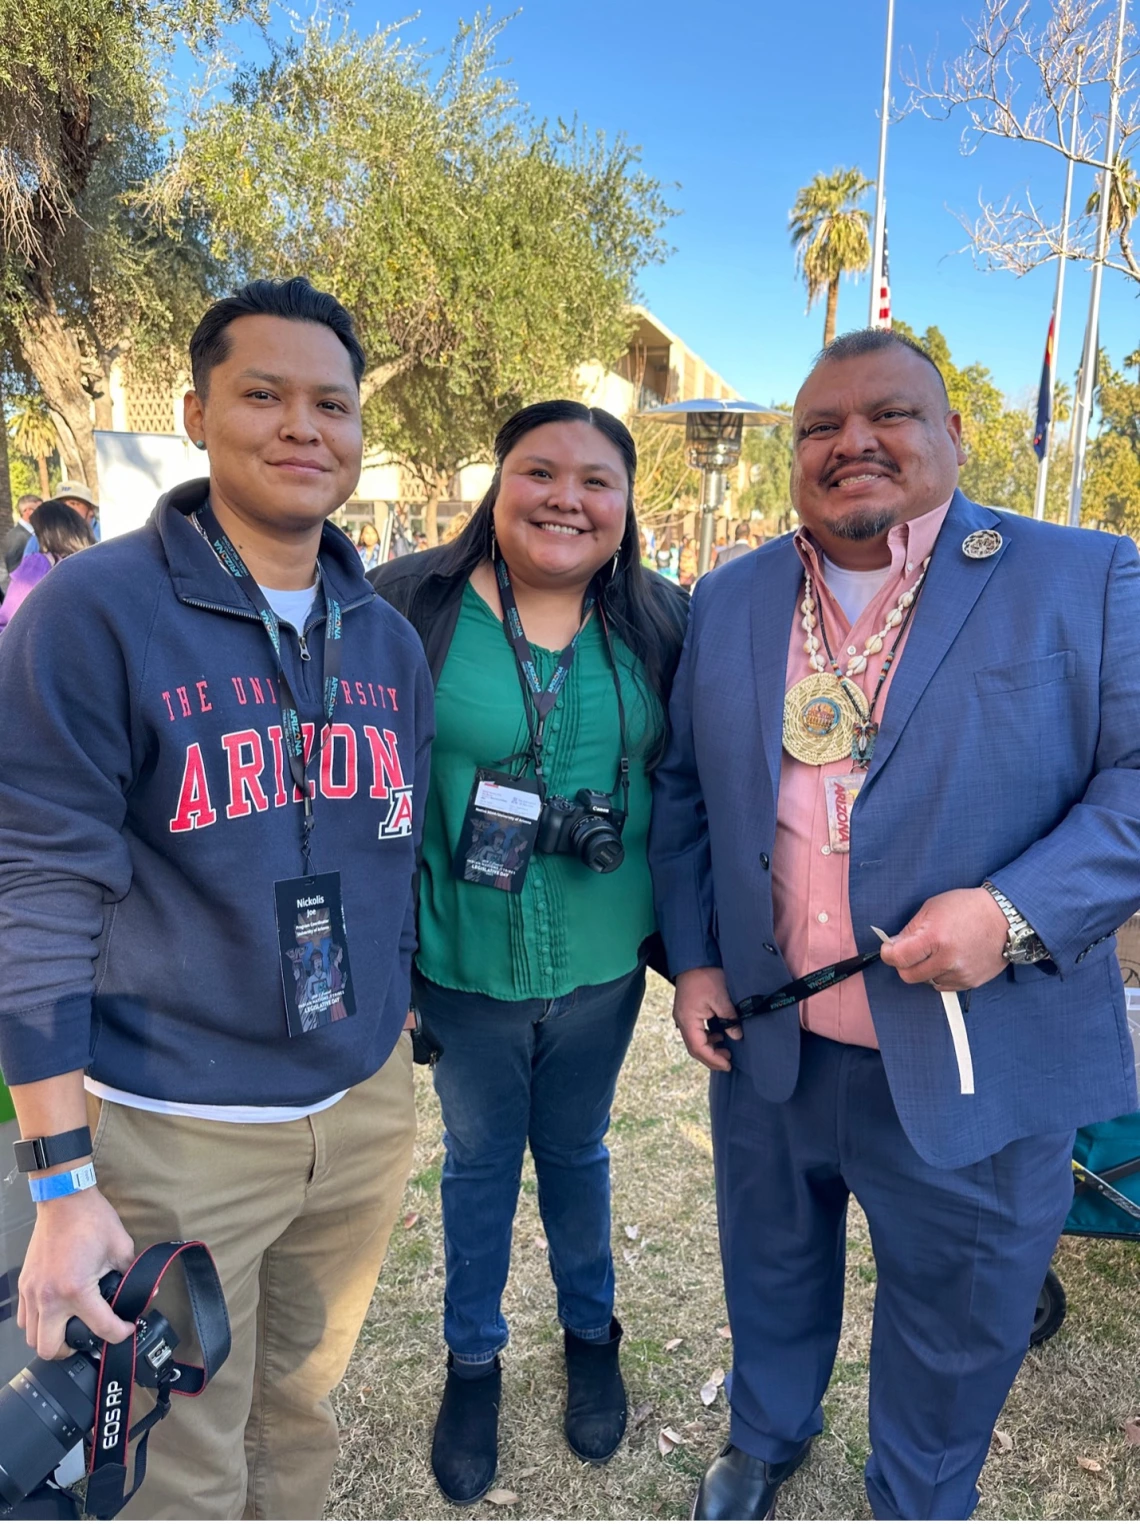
[868,0,896,328]
[1033,55,1082,521]
[1069,0,1127,528]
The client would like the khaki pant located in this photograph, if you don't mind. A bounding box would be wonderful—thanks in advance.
[87,1037,415,1521]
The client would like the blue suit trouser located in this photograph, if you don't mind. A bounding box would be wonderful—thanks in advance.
[710,1030,1074,1520]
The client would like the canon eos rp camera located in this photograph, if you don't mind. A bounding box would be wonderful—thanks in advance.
[536,789,626,873]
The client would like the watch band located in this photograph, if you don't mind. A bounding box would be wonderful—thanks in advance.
[982,881,1049,964]
[13,1126,93,1175]
[28,1162,97,1204]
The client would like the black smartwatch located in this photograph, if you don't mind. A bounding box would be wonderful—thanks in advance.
[13,1126,93,1175]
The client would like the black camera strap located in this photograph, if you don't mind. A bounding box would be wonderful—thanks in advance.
[705,949,883,1038]
[85,1242,231,1521]
[493,557,630,814]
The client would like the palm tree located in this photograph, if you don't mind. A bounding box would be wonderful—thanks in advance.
[1086,156,1140,231]
[789,168,874,348]
[7,394,57,498]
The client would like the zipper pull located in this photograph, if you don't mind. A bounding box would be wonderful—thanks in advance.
[298,631,311,661]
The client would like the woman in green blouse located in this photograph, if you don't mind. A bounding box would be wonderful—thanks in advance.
[372,400,687,1505]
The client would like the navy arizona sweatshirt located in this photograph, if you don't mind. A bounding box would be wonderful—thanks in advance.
[0,479,434,1104]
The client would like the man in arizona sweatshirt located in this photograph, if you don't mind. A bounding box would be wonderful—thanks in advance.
[0,278,433,1520]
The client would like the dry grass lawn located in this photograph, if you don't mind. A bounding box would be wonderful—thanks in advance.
[330,974,1140,1521]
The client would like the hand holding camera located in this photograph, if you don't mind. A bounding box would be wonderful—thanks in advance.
[18,1190,136,1361]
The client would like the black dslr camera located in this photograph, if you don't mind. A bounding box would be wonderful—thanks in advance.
[536,789,626,874]
[0,1242,229,1520]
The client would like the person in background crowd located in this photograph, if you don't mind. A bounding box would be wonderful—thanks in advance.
[712,521,755,569]
[651,328,1140,1521]
[0,500,95,634]
[371,400,687,1507]
[356,520,383,571]
[0,276,432,1521]
[639,528,655,569]
[678,533,698,588]
[2,494,42,589]
[442,509,471,544]
[22,481,100,559]
[413,530,429,551]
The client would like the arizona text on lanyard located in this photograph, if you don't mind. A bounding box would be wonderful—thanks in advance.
[195,502,343,874]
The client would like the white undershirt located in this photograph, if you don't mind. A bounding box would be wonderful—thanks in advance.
[820,555,892,626]
[85,577,347,1125]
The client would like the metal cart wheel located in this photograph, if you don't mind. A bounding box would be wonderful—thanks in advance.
[1030,1265,1067,1346]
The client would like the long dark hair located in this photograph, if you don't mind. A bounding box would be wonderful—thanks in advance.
[30,500,96,560]
[433,399,686,759]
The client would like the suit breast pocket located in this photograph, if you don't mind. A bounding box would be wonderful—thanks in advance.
[973,649,1077,696]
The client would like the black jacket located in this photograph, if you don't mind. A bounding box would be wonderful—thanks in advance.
[369,546,689,687]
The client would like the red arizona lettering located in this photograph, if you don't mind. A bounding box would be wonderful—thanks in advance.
[266,725,289,808]
[169,744,218,832]
[320,723,358,799]
[363,726,406,798]
[222,729,270,819]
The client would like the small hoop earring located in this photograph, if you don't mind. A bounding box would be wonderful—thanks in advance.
[610,551,620,578]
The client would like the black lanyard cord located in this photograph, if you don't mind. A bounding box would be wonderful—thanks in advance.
[195,504,342,873]
[494,557,630,812]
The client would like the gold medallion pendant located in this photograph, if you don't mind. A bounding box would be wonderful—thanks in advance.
[782,673,855,765]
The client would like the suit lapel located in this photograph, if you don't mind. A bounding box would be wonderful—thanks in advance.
[750,537,805,801]
[861,490,1005,791]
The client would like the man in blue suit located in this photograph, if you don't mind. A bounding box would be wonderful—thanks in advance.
[650,329,1140,1520]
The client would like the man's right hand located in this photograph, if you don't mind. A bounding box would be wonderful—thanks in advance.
[18,1187,136,1358]
[672,966,742,1073]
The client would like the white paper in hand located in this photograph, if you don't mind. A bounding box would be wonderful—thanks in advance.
[870,926,975,1096]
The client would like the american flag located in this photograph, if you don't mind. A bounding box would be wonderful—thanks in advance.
[871,220,891,330]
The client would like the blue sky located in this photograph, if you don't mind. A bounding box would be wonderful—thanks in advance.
[200,0,1139,409]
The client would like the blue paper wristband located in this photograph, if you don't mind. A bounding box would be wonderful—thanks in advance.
[28,1162,97,1204]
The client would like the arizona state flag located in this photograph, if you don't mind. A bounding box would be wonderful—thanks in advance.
[1033,314,1056,461]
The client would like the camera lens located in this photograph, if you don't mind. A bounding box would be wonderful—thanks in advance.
[0,1354,98,1508]
[569,816,625,873]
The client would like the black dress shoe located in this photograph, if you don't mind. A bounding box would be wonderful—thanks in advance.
[564,1317,627,1462]
[431,1356,502,1505]
[692,1438,813,1520]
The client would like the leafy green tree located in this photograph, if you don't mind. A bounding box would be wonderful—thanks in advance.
[626,417,700,528]
[0,0,255,485]
[738,417,795,534]
[7,392,57,499]
[159,12,673,539]
[789,169,873,348]
[1082,352,1140,536]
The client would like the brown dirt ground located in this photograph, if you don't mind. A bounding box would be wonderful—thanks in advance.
[330,974,1140,1521]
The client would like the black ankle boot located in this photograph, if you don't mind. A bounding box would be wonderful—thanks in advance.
[431,1356,501,1504]
[564,1317,627,1462]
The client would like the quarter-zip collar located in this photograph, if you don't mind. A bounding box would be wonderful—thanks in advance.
[154,477,375,618]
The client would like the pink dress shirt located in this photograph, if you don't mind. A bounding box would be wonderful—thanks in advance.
[772,500,952,1048]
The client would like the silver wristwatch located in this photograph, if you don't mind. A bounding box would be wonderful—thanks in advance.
[982,881,1049,965]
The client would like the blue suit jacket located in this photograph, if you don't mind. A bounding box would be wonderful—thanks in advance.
[650,491,1140,1168]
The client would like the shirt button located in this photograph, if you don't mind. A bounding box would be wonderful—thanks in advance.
[821,844,832,856]
[763,942,777,955]
[906,561,913,571]
[817,911,829,924]
[759,852,770,870]
[846,645,857,656]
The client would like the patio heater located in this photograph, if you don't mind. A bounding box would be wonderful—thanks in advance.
[637,399,790,575]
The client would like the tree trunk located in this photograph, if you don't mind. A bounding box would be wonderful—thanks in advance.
[824,280,840,349]
[0,379,12,527]
[17,295,98,487]
[37,456,51,498]
[422,468,451,547]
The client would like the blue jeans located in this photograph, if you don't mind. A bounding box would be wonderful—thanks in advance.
[413,964,644,1366]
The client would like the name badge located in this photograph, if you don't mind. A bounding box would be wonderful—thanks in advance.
[824,773,863,855]
[453,768,542,894]
[273,872,356,1036]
